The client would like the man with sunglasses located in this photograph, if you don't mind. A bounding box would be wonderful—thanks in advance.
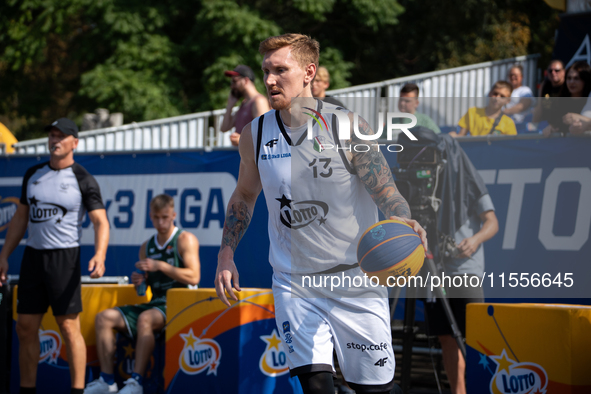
[541,60,566,98]
[220,65,270,146]
[533,60,566,125]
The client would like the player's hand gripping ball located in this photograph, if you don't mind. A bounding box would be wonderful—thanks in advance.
[357,219,425,286]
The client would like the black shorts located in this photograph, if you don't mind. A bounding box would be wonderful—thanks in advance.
[424,276,484,337]
[17,246,82,316]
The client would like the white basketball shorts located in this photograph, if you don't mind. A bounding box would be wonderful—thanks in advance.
[272,269,395,390]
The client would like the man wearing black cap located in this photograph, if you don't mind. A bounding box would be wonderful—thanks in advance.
[0,118,110,394]
[220,65,269,146]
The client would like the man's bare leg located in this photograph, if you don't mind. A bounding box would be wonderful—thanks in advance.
[16,314,44,388]
[94,309,127,374]
[439,335,466,394]
[133,309,165,375]
[56,314,86,389]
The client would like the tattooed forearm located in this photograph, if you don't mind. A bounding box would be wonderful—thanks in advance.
[352,115,411,219]
[221,201,252,253]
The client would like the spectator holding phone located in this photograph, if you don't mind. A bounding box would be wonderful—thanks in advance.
[220,65,270,146]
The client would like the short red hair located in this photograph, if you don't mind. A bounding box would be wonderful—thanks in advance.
[259,33,320,70]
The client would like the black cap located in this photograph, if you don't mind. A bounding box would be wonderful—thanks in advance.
[224,65,255,82]
[44,118,79,138]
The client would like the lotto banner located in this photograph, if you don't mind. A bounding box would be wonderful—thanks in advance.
[2,137,591,296]
[466,303,591,394]
[164,288,303,394]
[0,150,272,290]
[10,285,150,394]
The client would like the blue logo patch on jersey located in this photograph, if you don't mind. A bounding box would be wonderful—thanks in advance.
[370,225,386,241]
[260,153,291,161]
[283,321,291,333]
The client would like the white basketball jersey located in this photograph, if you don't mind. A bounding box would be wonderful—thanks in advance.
[252,101,378,274]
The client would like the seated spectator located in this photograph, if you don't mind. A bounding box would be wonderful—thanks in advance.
[312,66,346,107]
[449,81,516,137]
[395,83,441,134]
[503,64,534,124]
[0,121,18,153]
[84,194,200,394]
[540,60,566,98]
[533,60,566,123]
[542,61,591,136]
[564,92,591,134]
[563,112,591,135]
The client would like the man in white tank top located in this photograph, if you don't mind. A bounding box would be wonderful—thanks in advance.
[215,33,427,394]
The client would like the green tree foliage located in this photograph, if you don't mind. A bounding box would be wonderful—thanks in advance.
[0,0,559,140]
[369,0,559,81]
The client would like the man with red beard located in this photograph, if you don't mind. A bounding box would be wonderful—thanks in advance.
[215,34,427,394]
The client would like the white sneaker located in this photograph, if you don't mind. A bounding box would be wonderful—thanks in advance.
[84,376,118,394]
[118,377,143,394]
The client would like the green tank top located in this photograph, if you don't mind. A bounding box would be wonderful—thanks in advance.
[145,228,187,301]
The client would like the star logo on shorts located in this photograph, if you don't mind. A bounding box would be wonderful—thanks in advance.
[56,218,62,224]
[318,217,327,225]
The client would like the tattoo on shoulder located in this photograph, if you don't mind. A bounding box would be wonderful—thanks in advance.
[351,118,410,219]
[221,201,252,253]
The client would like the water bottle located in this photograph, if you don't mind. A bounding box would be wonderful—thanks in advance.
[136,268,146,296]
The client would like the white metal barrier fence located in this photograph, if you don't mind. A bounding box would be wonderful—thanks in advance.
[13,109,233,155]
[12,54,539,154]
[380,54,540,128]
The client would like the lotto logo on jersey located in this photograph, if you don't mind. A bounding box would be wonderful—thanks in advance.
[488,350,548,394]
[0,196,19,232]
[38,330,61,364]
[28,196,67,223]
[178,329,222,376]
[277,194,329,230]
[259,329,289,377]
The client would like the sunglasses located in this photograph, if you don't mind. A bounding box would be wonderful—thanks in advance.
[547,68,564,73]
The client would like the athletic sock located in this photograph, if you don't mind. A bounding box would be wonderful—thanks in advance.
[20,388,36,394]
[100,372,115,385]
[70,389,84,394]
[131,372,143,386]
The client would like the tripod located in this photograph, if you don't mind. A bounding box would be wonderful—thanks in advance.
[396,204,466,392]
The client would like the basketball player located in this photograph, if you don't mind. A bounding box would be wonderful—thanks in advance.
[215,34,427,394]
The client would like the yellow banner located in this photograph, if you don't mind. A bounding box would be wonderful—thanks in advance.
[467,303,591,393]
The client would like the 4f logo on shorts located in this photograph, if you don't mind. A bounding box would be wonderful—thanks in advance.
[375,357,388,367]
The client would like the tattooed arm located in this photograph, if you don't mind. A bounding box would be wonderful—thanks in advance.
[215,122,262,306]
[349,113,428,250]
[350,114,411,219]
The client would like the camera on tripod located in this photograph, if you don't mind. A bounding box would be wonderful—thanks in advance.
[391,127,443,224]
[392,127,458,259]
